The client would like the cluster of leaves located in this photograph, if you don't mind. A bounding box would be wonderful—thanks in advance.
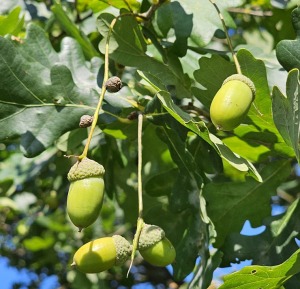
[1,0,300,288]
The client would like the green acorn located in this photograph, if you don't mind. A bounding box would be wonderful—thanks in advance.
[72,235,132,273]
[67,157,105,231]
[138,224,176,267]
[210,74,256,131]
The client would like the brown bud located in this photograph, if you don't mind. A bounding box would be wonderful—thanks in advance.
[79,115,93,128]
[105,76,122,93]
[127,111,140,120]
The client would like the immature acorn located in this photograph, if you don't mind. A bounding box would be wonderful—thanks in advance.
[105,76,122,93]
[138,224,176,267]
[72,235,132,273]
[210,74,256,131]
[67,157,105,231]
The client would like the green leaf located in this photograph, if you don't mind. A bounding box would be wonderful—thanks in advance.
[204,160,291,247]
[0,6,24,36]
[238,49,271,119]
[172,213,207,281]
[157,125,203,212]
[23,235,55,251]
[102,0,140,11]
[97,13,192,99]
[51,2,100,59]
[0,150,57,187]
[36,214,71,233]
[221,199,300,269]
[222,135,271,163]
[0,24,101,157]
[155,0,243,47]
[189,249,223,289]
[56,129,88,152]
[276,6,300,72]
[144,168,177,197]
[0,197,18,210]
[272,69,300,162]
[234,48,294,159]
[193,54,236,109]
[219,248,300,289]
[187,135,223,175]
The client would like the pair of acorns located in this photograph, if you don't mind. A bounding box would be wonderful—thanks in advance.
[67,158,176,273]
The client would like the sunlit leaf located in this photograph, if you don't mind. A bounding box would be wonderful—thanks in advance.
[276,6,300,71]
[272,69,300,162]
[204,160,291,247]
[219,248,300,289]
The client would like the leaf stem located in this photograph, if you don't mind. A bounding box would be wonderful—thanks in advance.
[127,113,144,276]
[209,0,242,74]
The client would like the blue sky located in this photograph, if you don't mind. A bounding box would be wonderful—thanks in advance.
[0,257,59,289]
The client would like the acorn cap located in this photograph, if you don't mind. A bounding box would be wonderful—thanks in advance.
[67,157,105,181]
[223,74,256,97]
[138,224,165,250]
[112,235,132,266]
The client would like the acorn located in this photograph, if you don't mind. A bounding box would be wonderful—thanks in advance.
[105,76,122,93]
[138,224,176,267]
[210,74,256,131]
[72,235,132,273]
[67,157,105,231]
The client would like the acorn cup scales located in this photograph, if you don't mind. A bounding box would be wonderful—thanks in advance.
[138,224,176,267]
[67,157,105,231]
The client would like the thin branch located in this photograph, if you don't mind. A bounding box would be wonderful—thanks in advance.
[228,7,273,17]
[209,0,241,74]
[137,113,144,217]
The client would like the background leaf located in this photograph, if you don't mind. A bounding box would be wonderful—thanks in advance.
[51,2,100,59]
[97,13,192,99]
[272,69,300,162]
[0,6,24,36]
[204,160,291,247]
[154,0,244,47]
[219,248,300,289]
[220,199,300,287]
[276,6,300,72]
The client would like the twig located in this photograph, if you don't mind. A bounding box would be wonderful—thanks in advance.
[228,7,273,17]
[209,0,241,74]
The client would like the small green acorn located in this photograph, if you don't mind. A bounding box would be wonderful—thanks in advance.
[210,74,256,131]
[67,157,105,231]
[72,235,132,273]
[138,224,176,267]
